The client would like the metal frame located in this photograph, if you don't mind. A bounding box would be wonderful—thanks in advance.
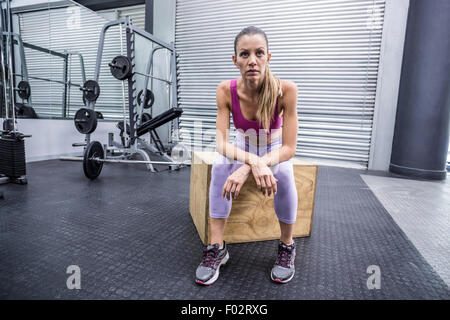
[72,18,182,173]
[4,32,87,118]
[63,51,86,118]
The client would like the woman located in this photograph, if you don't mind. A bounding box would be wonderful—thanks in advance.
[195,26,299,285]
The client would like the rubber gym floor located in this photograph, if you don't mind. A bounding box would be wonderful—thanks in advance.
[0,159,449,300]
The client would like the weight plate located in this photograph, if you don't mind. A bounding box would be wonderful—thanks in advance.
[81,80,100,102]
[109,55,132,80]
[95,111,104,119]
[141,112,152,123]
[14,103,37,118]
[137,89,155,109]
[74,108,98,134]
[17,81,31,100]
[83,141,104,180]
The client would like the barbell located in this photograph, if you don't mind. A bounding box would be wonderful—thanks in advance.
[14,73,83,88]
[65,141,190,179]
[108,55,172,85]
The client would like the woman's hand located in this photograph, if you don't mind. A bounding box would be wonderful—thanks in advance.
[250,158,278,196]
[222,165,251,200]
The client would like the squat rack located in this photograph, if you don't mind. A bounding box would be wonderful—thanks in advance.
[62,17,185,179]
[5,31,87,118]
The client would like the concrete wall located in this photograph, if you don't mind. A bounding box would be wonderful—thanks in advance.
[368,0,410,171]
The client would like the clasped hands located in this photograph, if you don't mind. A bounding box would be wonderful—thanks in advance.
[222,155,278,201]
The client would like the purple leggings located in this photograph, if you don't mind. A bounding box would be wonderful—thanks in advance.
[209,133,298,224]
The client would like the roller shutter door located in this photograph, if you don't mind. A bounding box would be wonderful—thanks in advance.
[175,0,386,168]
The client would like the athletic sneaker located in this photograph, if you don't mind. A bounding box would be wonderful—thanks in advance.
[195,241,229,285]
[270,241,296,283]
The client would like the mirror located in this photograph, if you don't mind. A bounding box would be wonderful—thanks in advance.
[1,0,154,121]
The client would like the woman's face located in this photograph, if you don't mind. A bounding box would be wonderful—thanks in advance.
[233,33,271,84]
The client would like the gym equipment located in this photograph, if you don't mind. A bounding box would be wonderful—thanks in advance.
[110,55,172,85]
[15,103,38,118]
[80,139,189,180]
[137,89,155,109]
[95,111,104,119]
[0,0,31,187]
[64,17,184,179]
[83,141,104,180]
[0,131,31,185]
[13,73,84,89]
[109,55,132,80]
[74,108,98,134]
[80,80,100,102]
[190,152,317,245]
[2,119,14,132]
[17,80,31,99]
[142,112,151,123]
[3,32,87,119]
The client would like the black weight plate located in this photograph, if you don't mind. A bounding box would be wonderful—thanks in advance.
[17,81,31,100]
[83,141,104,180]
[95,111,104,119]
[2,119,14,131]
[74,108,98,134]
[141,112,152,123]
[137,89,155,109]
[14,103,37,118]
[109,55,132,80]
[81,80,100,102]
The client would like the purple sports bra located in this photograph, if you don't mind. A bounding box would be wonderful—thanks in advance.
[230,79,282,135]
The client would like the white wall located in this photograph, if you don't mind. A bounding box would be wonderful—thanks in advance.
[0,118,118,162]
[153,0,175,44]
[368,0,410,171]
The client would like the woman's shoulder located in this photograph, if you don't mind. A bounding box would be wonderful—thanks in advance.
[217,79,232,92]
[280,79,298,96]
[278,79,298,114]
[216,80,233,111]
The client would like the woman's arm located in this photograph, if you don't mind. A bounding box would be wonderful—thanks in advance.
[215,81,253,199]
[261,80,299,167]
[215,81,260,167]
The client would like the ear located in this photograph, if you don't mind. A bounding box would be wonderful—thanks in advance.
[232,55,237,66]
[267,52,272,64]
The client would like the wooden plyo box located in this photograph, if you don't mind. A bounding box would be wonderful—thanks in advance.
[189,151,317,245]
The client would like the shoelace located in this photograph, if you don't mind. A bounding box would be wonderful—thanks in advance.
[201,247,219,268]
[276,245,294,268]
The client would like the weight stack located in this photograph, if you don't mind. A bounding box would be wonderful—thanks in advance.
[0,134,27,178]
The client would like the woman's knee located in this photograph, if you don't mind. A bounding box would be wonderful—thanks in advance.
[272,161,295,188]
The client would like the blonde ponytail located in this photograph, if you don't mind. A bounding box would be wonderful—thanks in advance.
[256,65,282,132]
